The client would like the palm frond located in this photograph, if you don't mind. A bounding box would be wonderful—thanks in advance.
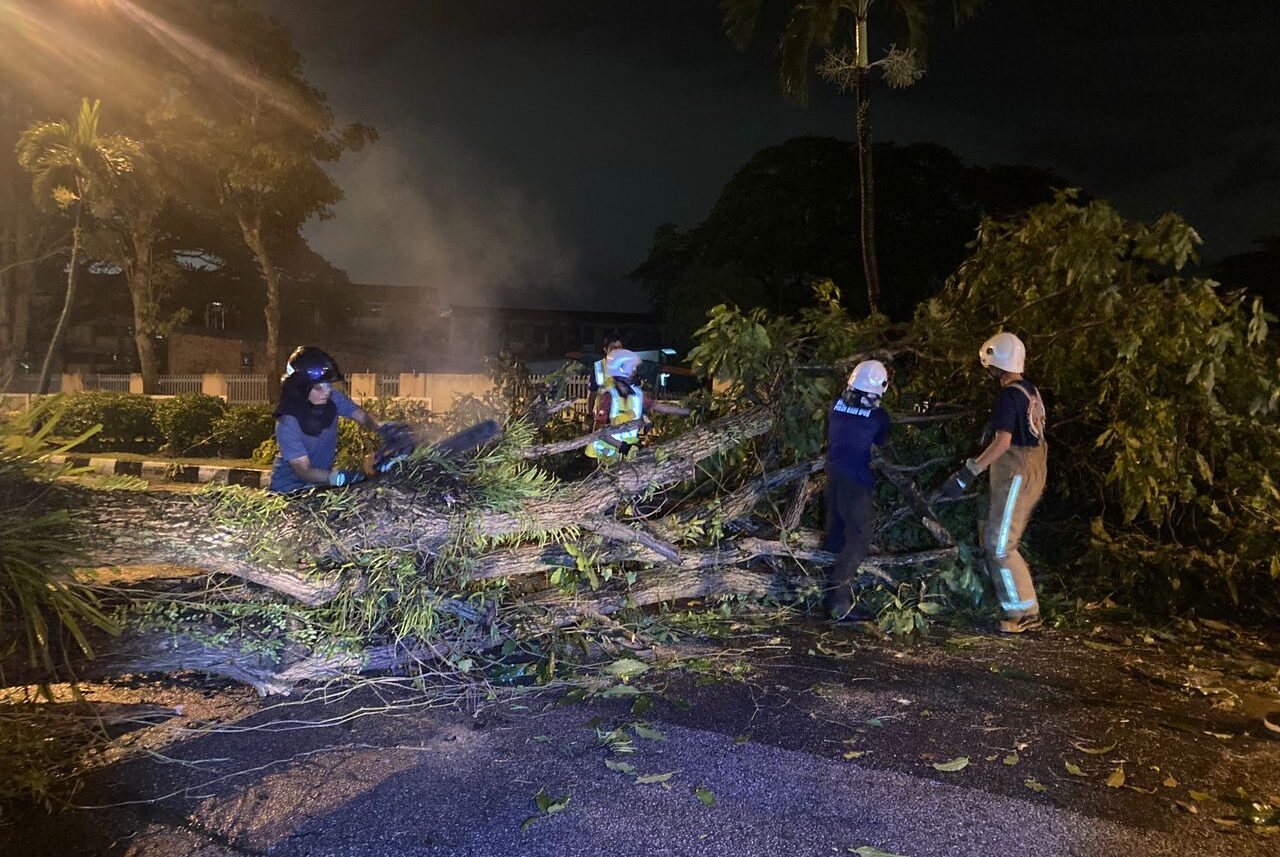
[720,0,766,50]
[779,0,845,104]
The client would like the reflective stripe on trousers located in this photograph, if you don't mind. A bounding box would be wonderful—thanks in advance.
[983,443,1047,618]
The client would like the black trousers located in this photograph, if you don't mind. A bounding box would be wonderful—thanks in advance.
[822,473,874,609]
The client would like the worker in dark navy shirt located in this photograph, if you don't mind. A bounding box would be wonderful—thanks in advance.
[823,359,891,620]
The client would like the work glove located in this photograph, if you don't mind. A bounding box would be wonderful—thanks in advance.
[328,469,365,488]
[941,458,983,499]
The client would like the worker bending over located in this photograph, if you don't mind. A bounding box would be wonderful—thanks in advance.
[269,346,385,493]
[943,332,1048,633]
[823,360,891,620]
[585,348,688,461]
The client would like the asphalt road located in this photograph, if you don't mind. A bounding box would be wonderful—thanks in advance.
[5,622,1278,857]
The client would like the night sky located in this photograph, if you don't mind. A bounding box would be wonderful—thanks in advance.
[258,0,1280,310]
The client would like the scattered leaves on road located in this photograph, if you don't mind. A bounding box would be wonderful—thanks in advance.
[1003,753,1020,766]
[521,789,571,831]
[695,786,716,807]
[632,723,666,741]
[1064,761,1086,777]
[1105,767,1126,788]
[849,847,910,857]
[1024,779,1048,793]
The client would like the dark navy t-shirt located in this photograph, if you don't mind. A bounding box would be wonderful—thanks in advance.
[989,380,1043,448]
[826,397,890,487]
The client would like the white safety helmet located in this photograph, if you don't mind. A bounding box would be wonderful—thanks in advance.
[978,332,1026,374]
[606,348,642,380]
[847,359,889,396]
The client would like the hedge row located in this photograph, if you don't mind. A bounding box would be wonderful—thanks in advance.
[50,392,437,461]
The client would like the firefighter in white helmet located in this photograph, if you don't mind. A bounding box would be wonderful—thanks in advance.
[585,348,689,461]
[942,332,1049,633]
[586,338,624,419]
[823,359,891,620]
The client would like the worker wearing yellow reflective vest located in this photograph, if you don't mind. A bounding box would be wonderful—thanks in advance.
[585,348,688,460]
[942,332,1049,634]
[586,338,624,419]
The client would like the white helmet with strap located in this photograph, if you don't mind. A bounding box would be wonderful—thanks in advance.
[605,348,642,380]
[847,359,889,396]
[978,332,1026,374]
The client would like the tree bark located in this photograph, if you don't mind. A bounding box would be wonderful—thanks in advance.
[127,222,160,392]
[854,16,881,315]
[238,215,281,375]
[37,208,81,393]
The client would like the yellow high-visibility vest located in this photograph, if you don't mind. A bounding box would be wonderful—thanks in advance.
[586,387,644,459]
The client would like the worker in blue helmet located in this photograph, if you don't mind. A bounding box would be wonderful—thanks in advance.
[269,346,387,493]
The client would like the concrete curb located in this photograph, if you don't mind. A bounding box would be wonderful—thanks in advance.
[49,454,268,488]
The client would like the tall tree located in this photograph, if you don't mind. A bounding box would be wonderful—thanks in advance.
[720,0,984,314]
[149,0,374,374]
[632,136,1066,345]
[17,98,140,393]
[0,83,65,391]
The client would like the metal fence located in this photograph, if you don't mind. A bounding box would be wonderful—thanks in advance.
[84,373,131,392]
[157,374,203,396]
[376,374,400,398]
[226,374,273,404]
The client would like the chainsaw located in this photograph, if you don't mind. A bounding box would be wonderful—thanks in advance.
[362,419,502,477]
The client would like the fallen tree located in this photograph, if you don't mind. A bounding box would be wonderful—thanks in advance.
[49,405,961,695]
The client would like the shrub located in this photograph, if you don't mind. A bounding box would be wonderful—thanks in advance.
[55,391,158,452]
[212,404,275,458]
[155,393,228,454]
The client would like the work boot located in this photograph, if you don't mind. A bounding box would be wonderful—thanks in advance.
[998,613,1043,634]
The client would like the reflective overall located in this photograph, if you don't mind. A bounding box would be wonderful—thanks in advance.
[983,443,1048,618]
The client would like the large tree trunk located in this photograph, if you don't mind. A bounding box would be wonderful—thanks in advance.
[854,15,881,315]
[127,222,160,392]
[36,208,81,394]
[63,408,959,695]
[238,215,281,374]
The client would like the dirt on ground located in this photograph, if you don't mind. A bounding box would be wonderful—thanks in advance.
[2,613,1277,857]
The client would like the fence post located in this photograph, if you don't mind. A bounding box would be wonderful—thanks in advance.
[202,372,228,401]
[129,374,144,394]
[349,372,376,400]
[61,373,84,393]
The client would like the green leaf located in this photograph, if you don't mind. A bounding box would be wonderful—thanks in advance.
[851,847,910,857]
[605,759,636,776]
[932,756,970,772]
[1064,761,1086,777]
[632,724,666,741]
[1002,753,1020,766]
[604,658,650,681]
[636,771,676,784]
[1023,778,1048,793]
[1105,766,1126,788]
[1072,742,1116,755]
[695,786,716,807]
[601,684,641,697]
[1188,790,1212,802]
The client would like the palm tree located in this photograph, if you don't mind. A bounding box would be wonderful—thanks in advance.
[721,0,984,315]
[16,98,140,393]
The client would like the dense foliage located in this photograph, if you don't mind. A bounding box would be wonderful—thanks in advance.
[690,192,1280,617]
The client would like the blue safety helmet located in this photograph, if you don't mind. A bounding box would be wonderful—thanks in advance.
[281,345,344,385]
